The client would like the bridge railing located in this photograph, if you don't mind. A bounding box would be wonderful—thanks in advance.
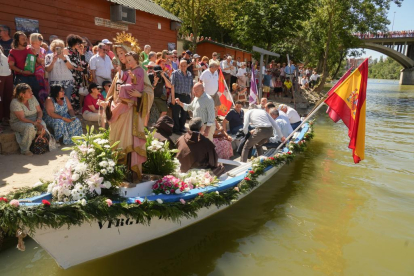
[353,31,414,39]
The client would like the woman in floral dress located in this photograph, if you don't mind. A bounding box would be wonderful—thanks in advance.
[213,120,233,159]
[43,85,82,145]
[65,34,85,112]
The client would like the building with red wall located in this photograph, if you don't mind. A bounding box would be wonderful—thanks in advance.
[0,0,181,51]
[196,40,252,62]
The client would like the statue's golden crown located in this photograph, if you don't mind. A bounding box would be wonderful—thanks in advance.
[113,31,141,53]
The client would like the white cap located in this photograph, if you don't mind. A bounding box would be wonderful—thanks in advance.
[102,39,112,44]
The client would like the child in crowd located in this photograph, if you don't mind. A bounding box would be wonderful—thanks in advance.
[273,77,283,98]
[284,77,293,98]
[101,80,111,99]
[262,70,272,98]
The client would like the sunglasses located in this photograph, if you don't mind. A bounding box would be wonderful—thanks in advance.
[38,37,43,41]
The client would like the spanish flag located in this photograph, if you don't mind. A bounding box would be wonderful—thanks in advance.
[324,59,368,163]
[217,68,233,116]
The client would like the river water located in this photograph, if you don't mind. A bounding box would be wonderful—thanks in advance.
[0,79,413,276]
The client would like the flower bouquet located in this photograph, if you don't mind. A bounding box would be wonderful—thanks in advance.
[142,130,179,177]
[178,169,219,188]
[152,175,193,195]
[47,126,125,202]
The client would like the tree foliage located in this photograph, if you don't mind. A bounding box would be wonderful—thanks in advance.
[369,57,403,79]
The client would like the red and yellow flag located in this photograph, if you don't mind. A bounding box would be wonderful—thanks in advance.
[324,59,368,163]
[217,68,233,116]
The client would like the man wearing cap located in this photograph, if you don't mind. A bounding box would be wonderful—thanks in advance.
[184,50,194,77]
[199,60,220,107]
[221,56,234,90]
[101,39,115,59]
[142,51,157,71]
[209,52,219,64]
[171,59,194,135]
[89,43,114,86]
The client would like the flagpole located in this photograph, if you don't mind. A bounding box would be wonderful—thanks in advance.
[275,66,355,151]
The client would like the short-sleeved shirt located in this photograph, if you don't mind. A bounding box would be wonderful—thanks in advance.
[225,109,244,130]
[199,69,218,96]
[82,93,104,114]
[10,97,39,125]
[148,71,170,98]
[89,54,113,79]
[263,75,272,86]
[8,47,33,75]
[0,39,13,56]
[186,59,194,75]
[284,81,292,89]
[171,69,193,95]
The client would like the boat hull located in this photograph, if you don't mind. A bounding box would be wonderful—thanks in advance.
[31,164,282,269]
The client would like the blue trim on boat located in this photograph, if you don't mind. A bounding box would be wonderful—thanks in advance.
[18,123,310,207]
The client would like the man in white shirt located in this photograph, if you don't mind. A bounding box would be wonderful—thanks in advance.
[89,43,113,86]
[199,61,220,107]
[240,109,285,162]
[264,108,293,148]
[265,102,290,125]
[309,71,319,88]
[279,104,301,130]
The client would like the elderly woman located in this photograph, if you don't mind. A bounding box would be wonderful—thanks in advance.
[45,39,75,101]
[236,62,247,87]
[10,83,46,156]
[213,120,233,159]
[29,33,49,106]
[43,85,82,145]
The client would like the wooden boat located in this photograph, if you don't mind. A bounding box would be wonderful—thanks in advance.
[14,123,312,269]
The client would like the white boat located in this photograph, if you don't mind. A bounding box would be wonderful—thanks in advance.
[14,123,312,269]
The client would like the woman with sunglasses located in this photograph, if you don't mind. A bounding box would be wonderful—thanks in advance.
[29,33,49,106]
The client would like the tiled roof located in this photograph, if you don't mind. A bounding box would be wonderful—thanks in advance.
[108,0,181,22]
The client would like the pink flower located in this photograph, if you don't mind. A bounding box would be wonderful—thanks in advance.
[135,199,142,204]
[170,189,175,194]
[249,170,255,174]
[106,199,113,207]
[198,192,204,197]
[234,187,239,192]
[0,197,8,203]
[244,177,251,181]
[180,199,186,204]
[153,184,159,189]
[9,199,20,207]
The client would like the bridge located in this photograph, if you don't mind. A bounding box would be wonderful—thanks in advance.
[359,36,414,85]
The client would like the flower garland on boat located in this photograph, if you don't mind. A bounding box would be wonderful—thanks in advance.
[0,121,315,236]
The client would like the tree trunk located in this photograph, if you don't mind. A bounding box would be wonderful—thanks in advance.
[315,11,333,93]
[331,51,347,80]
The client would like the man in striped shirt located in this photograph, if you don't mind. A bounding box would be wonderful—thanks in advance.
[175,82,215,141]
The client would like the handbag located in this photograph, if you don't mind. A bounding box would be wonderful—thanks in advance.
[30,128,49,155]
[78,75,89,96]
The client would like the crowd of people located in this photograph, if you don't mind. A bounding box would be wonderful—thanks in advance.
[353,30,414,39]
[0,25,305,181]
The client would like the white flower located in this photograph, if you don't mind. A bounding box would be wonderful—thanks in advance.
[100,169,107,175]
[102,181,111,189]
[175,189,182,194]
[87,148,95,154]
[215,191,219,195]
[63,188,71,196]
[165,190,170,195]
[75,163,88,174]
[156,199,163,204]
[72,173,80,181]
[108,160,116,167]
[184,187,190,192]
[107,167,114,173]
[47,183,54,193]
[63,198,69,202]
[104,145,111,149]
[99,161,109,167]
[80,198,87,206]
[98,139,109,145]
[33,181,43,187]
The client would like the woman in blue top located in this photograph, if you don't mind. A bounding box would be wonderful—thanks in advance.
[43,85,82,145]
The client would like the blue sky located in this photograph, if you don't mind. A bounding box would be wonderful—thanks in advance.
[353,1,414,60]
